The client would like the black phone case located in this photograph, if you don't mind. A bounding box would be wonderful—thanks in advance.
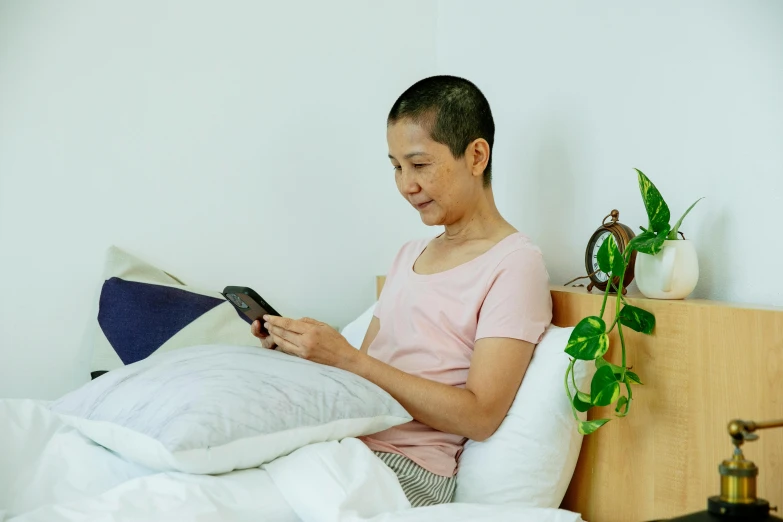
[222,286,281,334]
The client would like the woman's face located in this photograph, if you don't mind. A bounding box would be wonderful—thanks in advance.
[386,119,485,227]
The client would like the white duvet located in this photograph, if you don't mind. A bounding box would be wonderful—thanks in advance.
[0,400,585,522]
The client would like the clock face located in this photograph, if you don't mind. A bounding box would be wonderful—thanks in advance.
[590,230,611,283]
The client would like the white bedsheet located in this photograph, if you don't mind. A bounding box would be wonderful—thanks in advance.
[0,399,584,522]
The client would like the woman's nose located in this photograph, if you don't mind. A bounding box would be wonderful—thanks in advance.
[398,168,420,194]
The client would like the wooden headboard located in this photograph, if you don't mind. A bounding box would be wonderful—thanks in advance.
[376,276,783,521]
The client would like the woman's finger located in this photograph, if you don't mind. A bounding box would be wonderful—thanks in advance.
[271,333,301,357]
[264,315,310,334]
[267,323,300,343]
[252,320,276,349]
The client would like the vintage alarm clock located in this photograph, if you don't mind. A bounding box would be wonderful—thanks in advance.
[584,209,637,293]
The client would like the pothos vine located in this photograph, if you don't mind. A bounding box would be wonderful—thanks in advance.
[564,169,702,434]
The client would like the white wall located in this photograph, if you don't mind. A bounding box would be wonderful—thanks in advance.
[437,1,783,306]
[0,1,437,399]
[3,1,782,400]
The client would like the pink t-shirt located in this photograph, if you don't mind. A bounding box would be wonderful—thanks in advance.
[360,232,553,477]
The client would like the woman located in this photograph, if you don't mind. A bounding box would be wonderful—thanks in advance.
[251,75,553,507]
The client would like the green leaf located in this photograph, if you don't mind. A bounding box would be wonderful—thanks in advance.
[578,418,610,435]
[595,357,623,378]
[668,197,704,239]
[615,396,630,417]
[627,230,655,253]
[591,365,621,406]
[565,317,609,360]
[626,371,644,385]
[635,169,671,233]
[618,305,656,334]
[596,235,612,274]
[610,241,625,275]
[597,234,625,275]
[573,391,592,412]
[627,226,670,255]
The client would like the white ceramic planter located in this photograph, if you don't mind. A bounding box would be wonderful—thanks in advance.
[635,239,699,300]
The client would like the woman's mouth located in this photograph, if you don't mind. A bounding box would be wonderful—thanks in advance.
[415,200,433,210]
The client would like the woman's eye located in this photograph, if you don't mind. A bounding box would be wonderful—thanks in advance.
[392,165,402,171]
[414,164,425,169]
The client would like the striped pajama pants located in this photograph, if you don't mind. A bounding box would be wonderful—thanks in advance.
[373,451,457,508]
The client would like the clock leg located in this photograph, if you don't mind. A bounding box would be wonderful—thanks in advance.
[587,282,595,293]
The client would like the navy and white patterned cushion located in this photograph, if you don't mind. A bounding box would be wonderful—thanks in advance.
[89,246,259,377]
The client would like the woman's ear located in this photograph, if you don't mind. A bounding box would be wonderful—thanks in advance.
[467,138,490,179]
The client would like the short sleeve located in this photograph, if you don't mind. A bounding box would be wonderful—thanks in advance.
[475,247,553,344]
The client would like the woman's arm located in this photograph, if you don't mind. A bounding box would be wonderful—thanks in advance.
[262,315,533,442]
[348,336,533,441]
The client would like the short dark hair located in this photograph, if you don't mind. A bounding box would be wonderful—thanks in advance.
[388,75,495,186]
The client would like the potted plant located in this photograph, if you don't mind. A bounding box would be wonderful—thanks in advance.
[633,169,703,299]
[563,169,703,434]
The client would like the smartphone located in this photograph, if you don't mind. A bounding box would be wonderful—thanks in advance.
[222,286,281,334]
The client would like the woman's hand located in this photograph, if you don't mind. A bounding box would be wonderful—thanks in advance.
[263,315,358,369]
[251,320,277,350]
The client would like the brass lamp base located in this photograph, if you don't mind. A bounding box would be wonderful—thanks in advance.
[707,495,775,519]
[667,497,783,522]
[662,512,782,521]
[660,497,781,521]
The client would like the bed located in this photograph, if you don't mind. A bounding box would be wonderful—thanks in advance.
[1,277,780,522]
[0,269,586,522]
[0,395,583,522]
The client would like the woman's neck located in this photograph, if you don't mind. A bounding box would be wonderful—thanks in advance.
[440,188,514,243]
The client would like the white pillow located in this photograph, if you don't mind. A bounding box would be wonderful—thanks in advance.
[50,344,412,475]
[341,302,377,348]
[454,325,594,506]
[337,303,592,506]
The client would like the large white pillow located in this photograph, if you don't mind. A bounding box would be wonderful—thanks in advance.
[51,344,412,475]
[455,325,594,506]
[341,302,377,348]
[338,303,592,506]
